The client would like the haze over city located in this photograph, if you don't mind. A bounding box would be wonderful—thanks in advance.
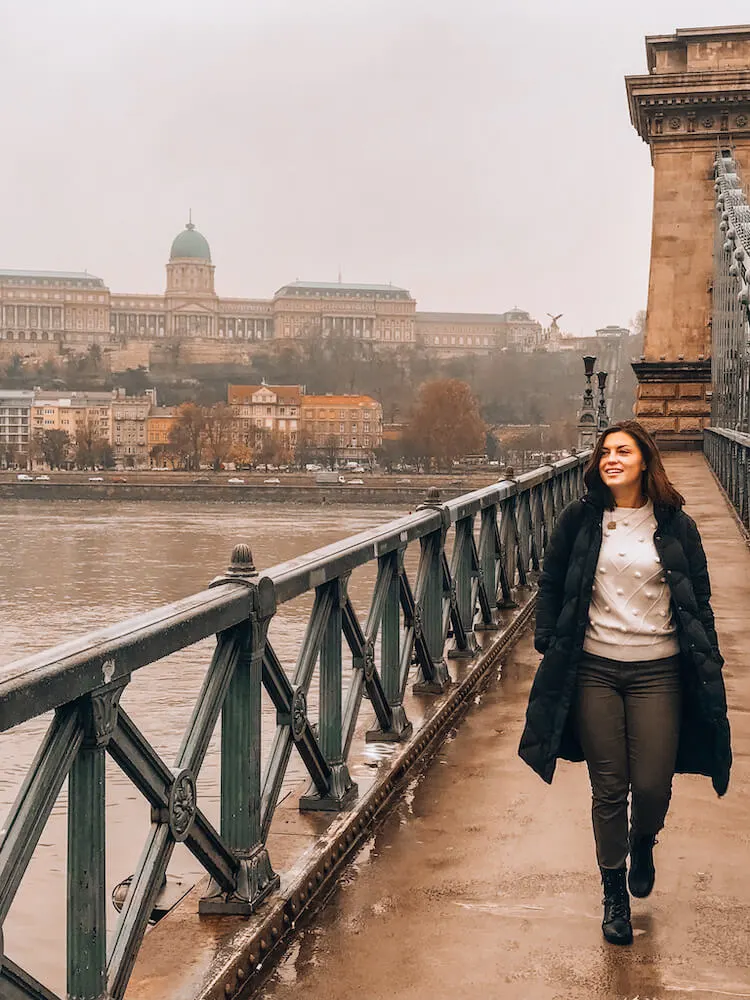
[1,0,746,335]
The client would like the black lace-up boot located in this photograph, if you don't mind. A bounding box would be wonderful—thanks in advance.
[628,833,657,898]
[600,866,633,945]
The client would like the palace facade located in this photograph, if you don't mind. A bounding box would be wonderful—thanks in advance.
[0,222,550,360]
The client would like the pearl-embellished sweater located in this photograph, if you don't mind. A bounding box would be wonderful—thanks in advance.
[583,499,680,661]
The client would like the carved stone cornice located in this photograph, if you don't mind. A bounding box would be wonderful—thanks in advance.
[626,71,750,144]
[631,359,712,383]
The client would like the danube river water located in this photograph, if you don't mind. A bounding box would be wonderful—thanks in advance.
[0,498,405,993]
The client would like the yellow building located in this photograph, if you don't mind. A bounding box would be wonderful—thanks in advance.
[146,406,177,455]
[31,391,114,443]
[301,394,382,461]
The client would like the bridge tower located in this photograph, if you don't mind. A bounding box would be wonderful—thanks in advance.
[626,25,750,448]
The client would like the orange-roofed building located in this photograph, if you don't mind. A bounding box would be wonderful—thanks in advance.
[147,406,177,458]
[301,393,382,462]
[227,382,302,447]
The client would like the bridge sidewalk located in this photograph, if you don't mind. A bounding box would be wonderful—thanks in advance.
[255,453,750,1000]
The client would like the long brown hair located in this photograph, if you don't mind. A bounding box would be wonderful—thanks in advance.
[583,420,685,510]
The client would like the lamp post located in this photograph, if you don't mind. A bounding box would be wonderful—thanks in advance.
[596,370,610,431]
[577,355,597,450]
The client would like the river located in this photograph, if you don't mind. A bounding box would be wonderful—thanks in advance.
[0,499,405,994]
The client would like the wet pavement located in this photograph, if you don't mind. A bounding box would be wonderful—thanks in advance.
[253,454,750,1000]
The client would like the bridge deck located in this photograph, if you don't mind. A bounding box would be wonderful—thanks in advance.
[255,453,750,1000]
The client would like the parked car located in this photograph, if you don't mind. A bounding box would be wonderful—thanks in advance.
[348,478,364,485]
[263,477,281,485]
[16,473,33,481]
[112,476,128,483]
[193,476,211,483]
[88,476,104,482]
[227,477,245,484]
[35,475,50,481]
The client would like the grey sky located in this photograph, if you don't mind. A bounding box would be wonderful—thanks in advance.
[1,1,747,334]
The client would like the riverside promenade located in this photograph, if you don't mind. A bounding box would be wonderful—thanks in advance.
[256,453,750,1000]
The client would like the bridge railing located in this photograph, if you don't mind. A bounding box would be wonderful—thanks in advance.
[0,455,589,1000]
[704,426,750,532]
[712,150,750,434]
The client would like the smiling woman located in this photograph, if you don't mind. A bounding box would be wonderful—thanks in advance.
[519,419,731,949]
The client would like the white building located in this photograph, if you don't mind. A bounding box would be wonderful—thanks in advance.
[0,389,34,465]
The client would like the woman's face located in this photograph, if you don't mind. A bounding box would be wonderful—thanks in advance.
[598,431,646,493]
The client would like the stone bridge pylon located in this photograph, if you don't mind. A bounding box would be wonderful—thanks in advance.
[626,25,750,448]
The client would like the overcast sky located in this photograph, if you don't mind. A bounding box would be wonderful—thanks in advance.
[1,1,748,334]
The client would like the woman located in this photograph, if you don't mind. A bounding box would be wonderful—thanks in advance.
[518,421,731,946]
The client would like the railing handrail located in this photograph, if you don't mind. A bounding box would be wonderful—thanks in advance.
[0,456,589,733]
[704,425,750,447]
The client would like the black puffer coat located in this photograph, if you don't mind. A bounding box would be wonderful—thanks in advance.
[518,494,732,796]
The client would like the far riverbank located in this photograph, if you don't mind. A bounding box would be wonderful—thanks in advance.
[0,469,514,505]
[0,481,470,505]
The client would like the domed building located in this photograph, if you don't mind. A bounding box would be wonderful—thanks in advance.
[166,220,215,297]
[0,217,551,365]
[107,219,274,343]
[169,221,212,261]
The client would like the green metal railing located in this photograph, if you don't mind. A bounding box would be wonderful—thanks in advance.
[0,455,588,1000]
[705,426,750,532]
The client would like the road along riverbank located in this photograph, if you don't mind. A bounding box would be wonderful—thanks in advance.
[0,482,470,505]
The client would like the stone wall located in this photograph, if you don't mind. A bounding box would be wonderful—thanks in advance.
[0,482,453,506]
[634,380,710,447]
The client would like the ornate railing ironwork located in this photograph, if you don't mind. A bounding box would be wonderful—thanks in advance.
[704,426,750,533]
[0,456,588,1000]
[712,150,750,434]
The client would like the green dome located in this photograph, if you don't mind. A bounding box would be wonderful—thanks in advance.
[170,222,211,261]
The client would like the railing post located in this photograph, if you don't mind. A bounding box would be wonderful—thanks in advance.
[413,490,451,693]
[200,544,279,915]
[367,550,412,742]
[448,516,477,659]
[300,577,358,810]
[68,681,125,1000]
[497,494,520,608]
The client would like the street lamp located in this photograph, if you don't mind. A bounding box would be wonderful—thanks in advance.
[596,370,609,431]
[577,356,598,450]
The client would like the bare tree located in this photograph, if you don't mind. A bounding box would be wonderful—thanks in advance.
[322,434,340,470]
[203,403,235,470]
[169,402,206,470]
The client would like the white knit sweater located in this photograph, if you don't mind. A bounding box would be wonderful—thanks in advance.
[583,499,680,662]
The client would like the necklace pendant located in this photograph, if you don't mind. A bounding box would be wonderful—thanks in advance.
[607,520,617,530]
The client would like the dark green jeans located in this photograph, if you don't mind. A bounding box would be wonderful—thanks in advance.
[576,652,682,870]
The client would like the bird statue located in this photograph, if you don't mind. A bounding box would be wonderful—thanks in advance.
[546,313,563,326]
